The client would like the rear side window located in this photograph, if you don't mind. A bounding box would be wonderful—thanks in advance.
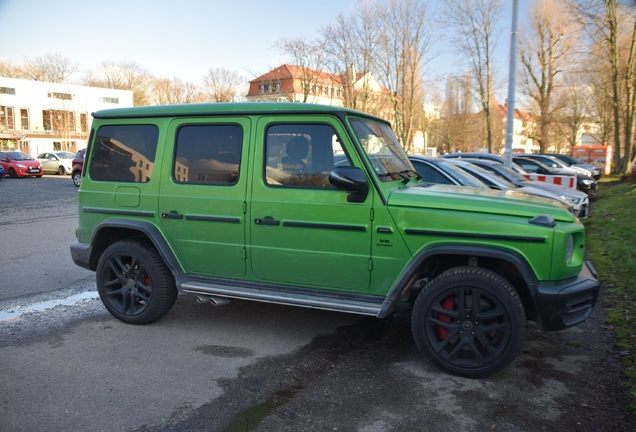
[89,124,159,182]
[173,124,242,184]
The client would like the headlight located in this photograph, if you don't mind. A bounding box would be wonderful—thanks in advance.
[559,195,581,204]
[565,235,574,264]
[16,163,26,168]
[582,178,595,185]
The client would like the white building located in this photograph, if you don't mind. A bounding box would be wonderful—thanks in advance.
[0,77,133,157]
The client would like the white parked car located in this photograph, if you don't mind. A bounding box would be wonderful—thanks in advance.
[36,151,75,175]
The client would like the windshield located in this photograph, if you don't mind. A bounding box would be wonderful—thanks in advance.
[434,159,486,187]
[493,164,529,182]
[56,152,75,159]
[349,118,416,182]
[6,152,33,161]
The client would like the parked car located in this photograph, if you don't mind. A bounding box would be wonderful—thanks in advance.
[408,155,487,187]
[72,148,86,187]
[0,151,43,178]
[513,156,598,196]
[71,102,599,378]
[440,152,505,163]
[465,159,590,219]
[517,153,591,177]
[0,164,5,180]
[37,151,75,175]
[545,153,601,180]
[444,159,575,214]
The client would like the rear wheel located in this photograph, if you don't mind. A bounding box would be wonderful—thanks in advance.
[411,266,525,378]
[96,240,177,324]
[72,171,81,187]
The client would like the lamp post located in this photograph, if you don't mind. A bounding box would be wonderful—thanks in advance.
[503,0,520,167]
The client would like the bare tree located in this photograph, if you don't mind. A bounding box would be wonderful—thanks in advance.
[276,36,326,103]
[321,4,381,115]
[201,68,246,102]
[442,0,505,154]
[519,0,581,153]
[0,59,25,78]
[22,53,79,83]
[150,77,202,105]
[83,61,153,106]
[570,0,636,173]
[555,80,590,153]
[373,0,437,151]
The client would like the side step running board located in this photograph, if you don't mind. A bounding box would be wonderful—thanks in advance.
[179,276,384,316]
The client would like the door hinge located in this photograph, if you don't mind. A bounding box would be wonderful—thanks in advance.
[368,258,373,271]
[243,248,247,260]
[370,208,374,221]
[243,202,247,214]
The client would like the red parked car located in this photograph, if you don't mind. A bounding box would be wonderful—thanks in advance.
[0,151,42,178]
[72,148,85,187]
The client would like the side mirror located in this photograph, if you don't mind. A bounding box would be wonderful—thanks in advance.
[329,166,369,203]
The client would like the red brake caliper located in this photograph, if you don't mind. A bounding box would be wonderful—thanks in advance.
[436,295,456,340]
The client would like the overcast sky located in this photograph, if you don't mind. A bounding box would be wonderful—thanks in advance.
[0,0,529,87]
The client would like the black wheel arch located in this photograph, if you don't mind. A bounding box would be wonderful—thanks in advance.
[378,244,540,321]
[87,219,183,279]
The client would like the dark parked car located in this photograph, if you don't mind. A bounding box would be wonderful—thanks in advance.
[440,152,505,163]
[72,148,86,187]
[408,155,486,187]
[513,156,598,196]
[0,164,5,180]
[545,153,602,180]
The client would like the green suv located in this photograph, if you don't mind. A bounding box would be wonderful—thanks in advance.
[71,103,599,378]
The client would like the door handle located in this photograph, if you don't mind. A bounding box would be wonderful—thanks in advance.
[254,218,280,226]
[162,212,183,219]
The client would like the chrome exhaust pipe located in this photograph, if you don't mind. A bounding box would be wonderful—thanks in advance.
[195,294,230,306]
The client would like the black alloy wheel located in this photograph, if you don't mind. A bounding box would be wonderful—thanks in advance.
[411,266,525,378]
[96,240,177,324]
[9,168,18,178]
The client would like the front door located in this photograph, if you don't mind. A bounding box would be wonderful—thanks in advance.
[159,118,250,277]
[249,117,372,291]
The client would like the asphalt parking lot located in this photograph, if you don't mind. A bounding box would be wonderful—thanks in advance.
[0,176,634,431]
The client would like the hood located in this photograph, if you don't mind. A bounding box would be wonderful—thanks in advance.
[387,183,575,222]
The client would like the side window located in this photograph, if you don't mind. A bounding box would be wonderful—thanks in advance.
[517,160,538,172]
[264,124,351,187]
[89,124,159,183]
[411,161,452,184]
[173,124,242,184]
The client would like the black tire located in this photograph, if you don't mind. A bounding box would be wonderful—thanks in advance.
[72,171,81,187]
[96,240,177,324]
[411,266,525,378]
[9,168,18,178]
[58,166,66,175]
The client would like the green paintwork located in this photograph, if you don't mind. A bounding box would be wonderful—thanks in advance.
[77,102,586,298]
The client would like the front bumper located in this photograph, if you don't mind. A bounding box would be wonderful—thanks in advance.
[533,261,600,331]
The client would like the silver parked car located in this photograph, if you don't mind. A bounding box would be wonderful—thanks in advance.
[464,158,590,219]
[36,151,74,175]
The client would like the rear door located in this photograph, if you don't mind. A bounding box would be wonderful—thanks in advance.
[158,117,250,277]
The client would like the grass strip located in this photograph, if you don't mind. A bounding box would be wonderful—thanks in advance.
[583,175,636,412]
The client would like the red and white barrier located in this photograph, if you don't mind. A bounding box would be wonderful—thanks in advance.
[523,174,577,189]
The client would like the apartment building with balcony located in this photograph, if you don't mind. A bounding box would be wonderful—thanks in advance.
[0,77,133,157]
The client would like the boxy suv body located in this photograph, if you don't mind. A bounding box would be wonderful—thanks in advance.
[71,103,599,378]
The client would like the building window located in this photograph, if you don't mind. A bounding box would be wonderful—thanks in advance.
[0,87,16,95]
[42,110,76,132]
[267,83,272,93]
[20,109,29,130]
[259,83,264,94]
[80,113,88,132]
[275,81,281,92]
[48,92,73,100]
[99,97,119,104]
[0,106,15,130]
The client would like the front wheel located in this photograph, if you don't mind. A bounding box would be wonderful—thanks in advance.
[72,171,81,187]
[96,240,177,324]
[58,166,66,175]
[411,266,526,378]
[9,168,18,178]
